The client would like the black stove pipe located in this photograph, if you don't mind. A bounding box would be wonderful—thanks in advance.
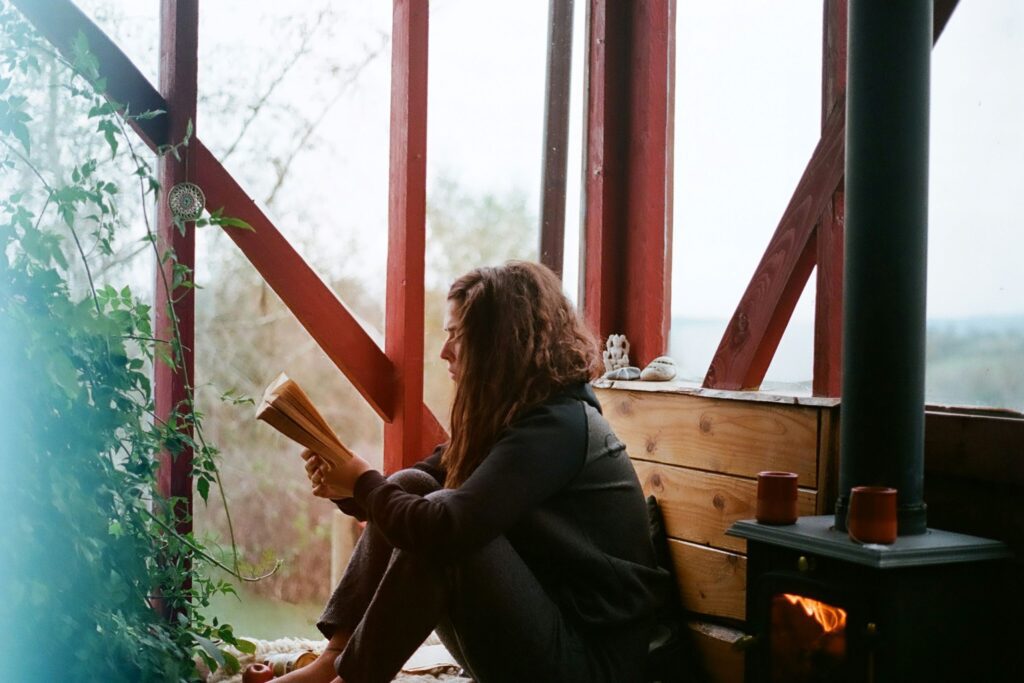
[835,0,931,535]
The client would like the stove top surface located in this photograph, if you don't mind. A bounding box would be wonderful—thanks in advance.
[728,515,1011,568]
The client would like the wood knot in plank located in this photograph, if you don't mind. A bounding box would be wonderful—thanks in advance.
[712,493,726,511]
[648,472,663,490]
[699,415,714,434]
[737,311,749,335]
[645,436,658,453]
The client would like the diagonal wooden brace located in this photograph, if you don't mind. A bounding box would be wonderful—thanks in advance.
[704,102,845,391]
[705,0,961,393]
[15,0,447,440]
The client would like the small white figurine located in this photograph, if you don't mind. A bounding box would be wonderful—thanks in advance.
[602,334,631,374]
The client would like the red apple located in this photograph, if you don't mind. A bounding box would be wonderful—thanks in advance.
[242,662,274,683]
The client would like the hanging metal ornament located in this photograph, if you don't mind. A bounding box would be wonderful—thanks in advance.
[167,181,205,222]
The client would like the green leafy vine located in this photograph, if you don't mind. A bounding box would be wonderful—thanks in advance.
[0,5,264,681]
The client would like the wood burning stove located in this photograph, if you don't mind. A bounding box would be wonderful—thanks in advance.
[724,5,1014,679]
[729,517,1012,682]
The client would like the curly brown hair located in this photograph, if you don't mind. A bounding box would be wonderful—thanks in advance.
[441,261,601,488]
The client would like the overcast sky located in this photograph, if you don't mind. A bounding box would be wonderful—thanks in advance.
[81,0,1023,325]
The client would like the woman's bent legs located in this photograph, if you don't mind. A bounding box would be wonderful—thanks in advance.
[317,469,646,683]
[316,469,441,639]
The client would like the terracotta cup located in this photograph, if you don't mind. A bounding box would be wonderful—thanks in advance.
[756,471,799,525]
[847,486,898,544]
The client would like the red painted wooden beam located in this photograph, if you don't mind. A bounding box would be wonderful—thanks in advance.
[705,0,960,392]
[581,0,627,351]
[193,141,397,420]
[704,103,845,391]
[383,0,429,473]
[149,0,196,621]
[582,0,675,368]
[813,0,957,398]
[813,0,848,397]
[154,0,197,537]
[16,0,398,422]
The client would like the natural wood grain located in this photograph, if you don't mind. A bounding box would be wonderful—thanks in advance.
[602,390,819,485]
[817,406,841,514]
[593,381,841,407]
[924,411,1024,486]
[635,460,816,553]
[923,409,1024,555]
[668,539,747,621]
[687,621,746,683]
[925,474,1024,558]
[813,1,847,399]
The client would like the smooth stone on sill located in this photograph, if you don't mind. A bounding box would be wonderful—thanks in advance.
[603,366,641,381]
[640,356,677,381]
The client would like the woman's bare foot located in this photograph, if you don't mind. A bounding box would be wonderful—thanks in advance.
[273,633,348,683]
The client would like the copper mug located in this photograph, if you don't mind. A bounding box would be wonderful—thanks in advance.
[756,471,799,525]
[847,486,898,544]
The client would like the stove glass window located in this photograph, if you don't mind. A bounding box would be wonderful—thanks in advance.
[770,593,847,682]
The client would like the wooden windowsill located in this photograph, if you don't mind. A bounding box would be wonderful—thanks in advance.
[591,378,842,408]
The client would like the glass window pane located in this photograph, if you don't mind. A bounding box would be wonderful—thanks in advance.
[423,0,546,423]
[927,0,1024,411]
[670,2,822,387]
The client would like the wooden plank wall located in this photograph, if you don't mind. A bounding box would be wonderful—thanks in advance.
[596,382,1023,682]
[595,382,840,682]
[924,408,1024,557]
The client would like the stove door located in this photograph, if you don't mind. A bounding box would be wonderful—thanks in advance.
[749,571,869,683]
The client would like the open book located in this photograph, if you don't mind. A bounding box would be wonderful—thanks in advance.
[255,372,354,468]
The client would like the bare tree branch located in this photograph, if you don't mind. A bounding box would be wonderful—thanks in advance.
[219,6,332,163]
[263,33,388,207]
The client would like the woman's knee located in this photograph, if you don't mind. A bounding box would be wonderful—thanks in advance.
[387,468,440,496]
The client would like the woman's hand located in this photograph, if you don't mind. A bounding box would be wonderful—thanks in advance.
[301,449,373,500]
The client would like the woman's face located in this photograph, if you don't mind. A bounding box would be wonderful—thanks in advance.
[440,299,462,382]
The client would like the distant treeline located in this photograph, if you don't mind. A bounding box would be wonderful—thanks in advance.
[670,316,1024,413]
[926,317,1024,412]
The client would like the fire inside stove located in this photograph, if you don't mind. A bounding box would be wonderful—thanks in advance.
[770,593,848,682]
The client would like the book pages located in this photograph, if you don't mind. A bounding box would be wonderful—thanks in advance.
[255,372,354,467]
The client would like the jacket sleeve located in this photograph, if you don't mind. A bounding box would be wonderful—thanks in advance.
[333,444,447,520]
[352,399,587,557]
[411,444,447,486]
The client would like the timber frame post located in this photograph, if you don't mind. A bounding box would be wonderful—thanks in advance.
[384,0,430,472]
[813,0,848,397]
[154,0,198,540]
[581,0,675,368]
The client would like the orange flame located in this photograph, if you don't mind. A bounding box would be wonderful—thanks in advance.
[782,594,847,633]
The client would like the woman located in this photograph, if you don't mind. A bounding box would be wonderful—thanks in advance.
[281,261,668,683]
